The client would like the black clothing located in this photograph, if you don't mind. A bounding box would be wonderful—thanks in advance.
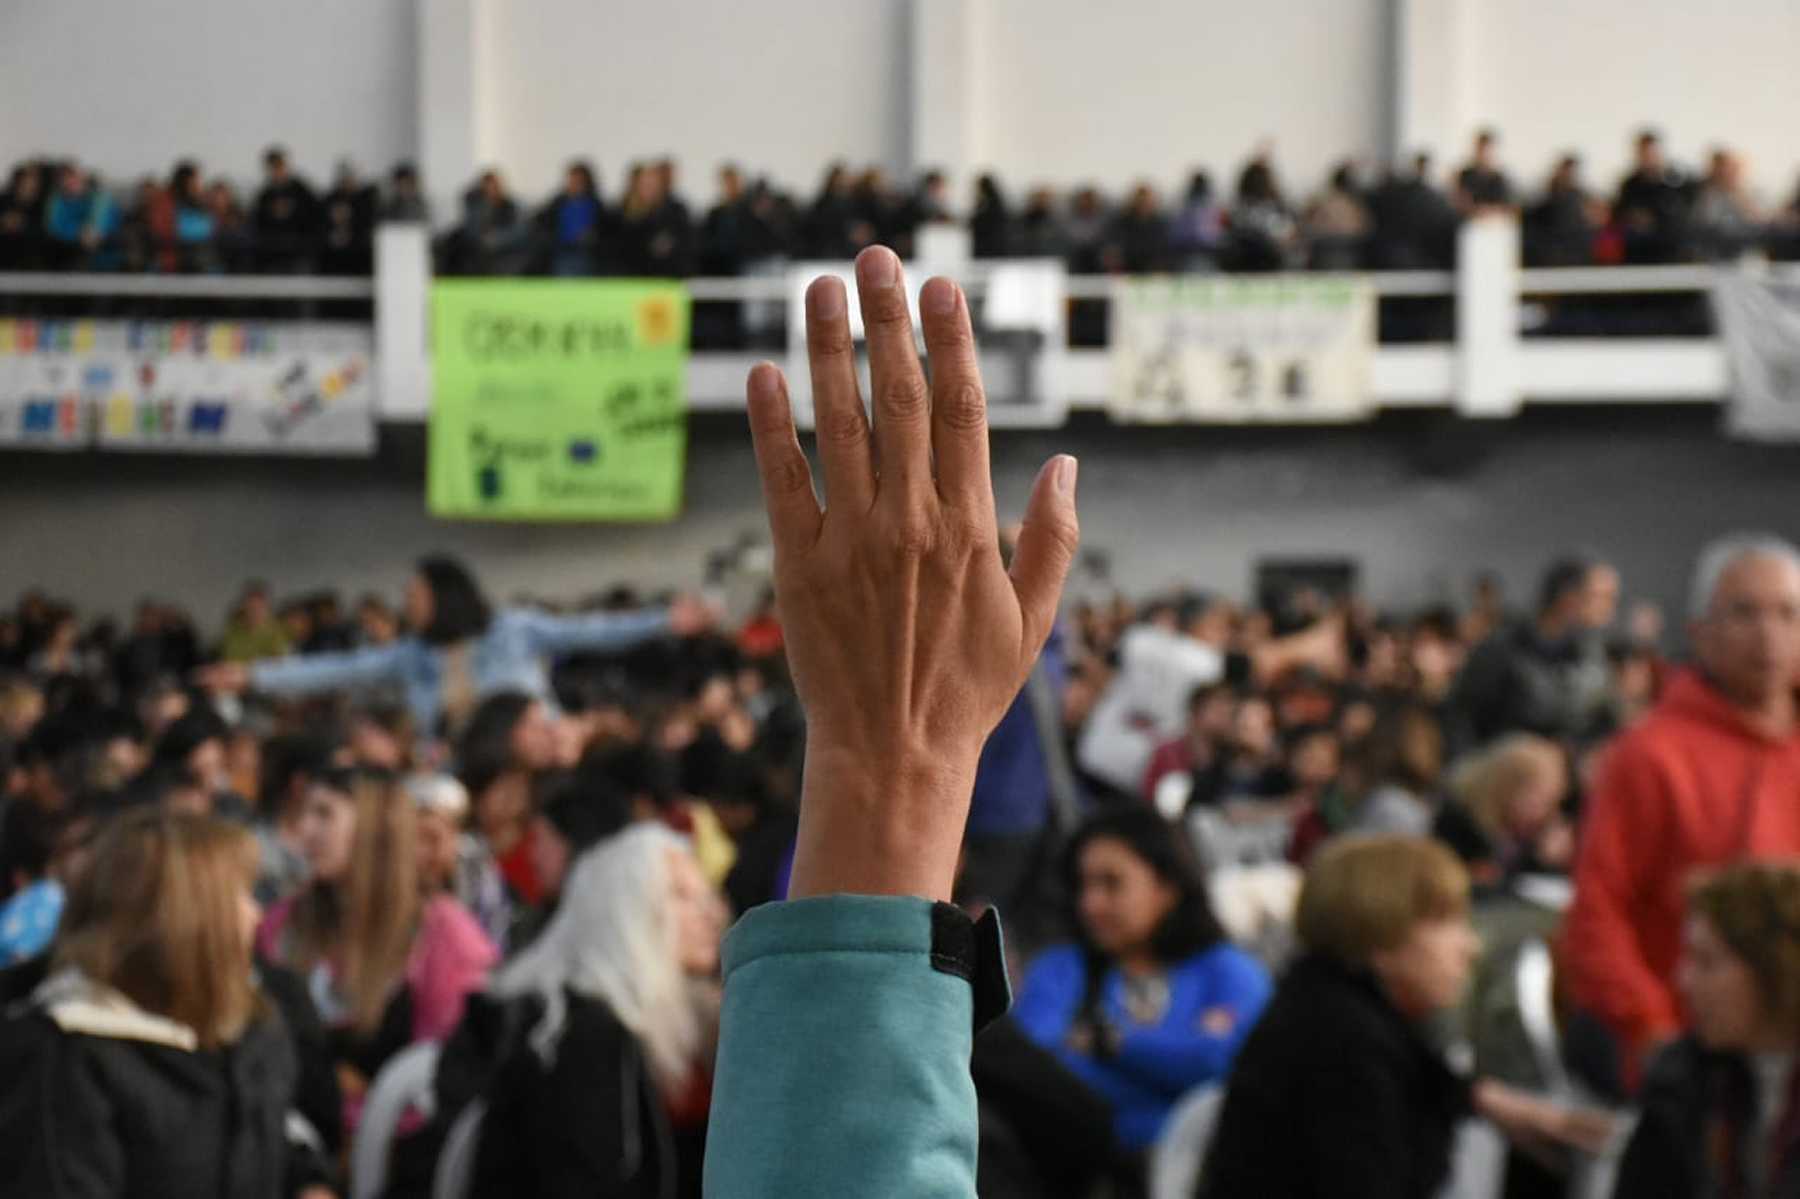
[1200,953,1472,1199]
[1615,1036,1800,1199]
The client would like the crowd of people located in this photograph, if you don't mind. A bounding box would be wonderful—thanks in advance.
[6,128,1800,282]
[2,517,1799,1195]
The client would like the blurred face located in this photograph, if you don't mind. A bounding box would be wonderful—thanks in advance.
[1693,554,1800,706]
[404,574,434,633]
[530,816,572,898]
[668,847,725,975]
[1371,915,1481,1019]
[1190,693,1235,743]
[1504,757,1566,837]
[188,737,228,793]
[1577,566,1621,630]
[1076,837,1179,960]
[298,785,356,883]
[1233,699,1275,758]
[509,702,559,773]
[1678,916,1779,1051]
[1290,733,1340,788]
[243,592,270,624]
[416,808,461,891]
[1638,139,1665,171]
[564,167,586,196]
[350,720,405,771]
[237,881,261,959]
[695,676,736,723]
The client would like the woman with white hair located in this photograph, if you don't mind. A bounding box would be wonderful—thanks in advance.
[467,822,726,1198]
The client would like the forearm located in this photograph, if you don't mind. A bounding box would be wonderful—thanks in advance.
[703,896,995,1199]
[786,744,976,903]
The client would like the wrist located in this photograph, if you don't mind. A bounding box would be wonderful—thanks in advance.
[787,742,978,902]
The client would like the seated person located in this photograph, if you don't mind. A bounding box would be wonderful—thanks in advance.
[1012,807,1272,1155]
[1202,835,1611,1198]
[1433,732,1574,890]
[1616,863,1800,1198]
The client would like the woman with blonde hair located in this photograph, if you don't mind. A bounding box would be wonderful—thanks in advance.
[466,822,726,1198]
[1201,835,1610,1198]
[1433,733,1575,887]
[1616,863,1800,1198]
[0,808,334,1197]
[257,767,496,1127]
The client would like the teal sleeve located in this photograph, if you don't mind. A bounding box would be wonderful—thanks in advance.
[703,896,987,1199]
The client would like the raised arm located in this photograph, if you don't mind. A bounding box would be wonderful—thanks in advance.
[703,246,1080,1199]
[196,641,412,700]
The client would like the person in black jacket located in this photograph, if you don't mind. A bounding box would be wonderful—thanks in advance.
[467,822,726,1198]
[1200,835,1610,1199]
[0,808,336,1198]
[1615,863,1800,1199]
[252,146,321,273]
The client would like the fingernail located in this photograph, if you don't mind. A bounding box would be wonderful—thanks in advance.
[922,277,956,316]
[1055,455,1078,494]
[807,277,844,319]
[857,247,897,289]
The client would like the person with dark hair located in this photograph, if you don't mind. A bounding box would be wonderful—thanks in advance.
[1445,554,1620,752]
[319,159,378,275]
[200,553,707,738]
[1615,863,1800,1199]
[0,161,50,271]
[457,691,562,908]
[145,703,249,821]
[1303,159,1372,270]
[1524,154,1601,267]
[220,581,291,662]
[1616,128,1696,264]
[1168,170,1226,271]
[971,173,1012,259]
[1366,153,1460,271]
[251,145,320,272]
[1012,807,1271,1156]
[382,162,429,224]
[1454,128,1514,211]
[1142,681,1236,803]
[1226,155,1299,272]
[536,159,609,277]
[1200,836,1609,1198]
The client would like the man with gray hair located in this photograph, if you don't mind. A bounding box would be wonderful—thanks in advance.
[1563,533,1800,1084]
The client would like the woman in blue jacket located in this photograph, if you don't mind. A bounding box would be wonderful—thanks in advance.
[200,555,707,736]
[1013,806,1272,1155]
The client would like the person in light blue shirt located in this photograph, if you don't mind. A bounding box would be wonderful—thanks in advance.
[1012,806,1273,1153]
[199,555,709,737]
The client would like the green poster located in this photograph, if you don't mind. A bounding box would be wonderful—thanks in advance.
[428,279,689,521]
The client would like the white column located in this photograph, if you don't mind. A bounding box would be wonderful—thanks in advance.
[908,0,983,201]
[418,0,482,228]
[375,225,432,420]
[1454,213,1522,417]
[1390,0,1478,168]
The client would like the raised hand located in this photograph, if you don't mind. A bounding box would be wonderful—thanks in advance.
[745,246,1080,902]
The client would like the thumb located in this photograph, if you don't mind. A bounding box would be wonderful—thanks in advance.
[1010,455,1080,656]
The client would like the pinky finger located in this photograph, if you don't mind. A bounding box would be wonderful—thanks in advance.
[746,362,823,554]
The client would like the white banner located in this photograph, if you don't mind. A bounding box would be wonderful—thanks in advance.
[1110,275,1376,423]
[1713,273,1800,443]
[0,318,374,454]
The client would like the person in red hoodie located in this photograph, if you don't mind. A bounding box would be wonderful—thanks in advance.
[1563,534,1800,1083]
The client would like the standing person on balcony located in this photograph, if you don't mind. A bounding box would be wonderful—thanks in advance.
[1454,128,1515,212]
[1616,129,1697,264]
[252,146,319,273]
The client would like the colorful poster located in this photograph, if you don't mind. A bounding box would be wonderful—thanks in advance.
[1110,276,1376,423]
[429,280,689,521]
[0,318,373,453]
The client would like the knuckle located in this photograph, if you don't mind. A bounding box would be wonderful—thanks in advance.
[937,381,987,432]
[816,402,869,447]
[764,453,813,498]
[877,379,929,423]
[807,320,855,359]
[864,289,912,330]
[886,515,936,559]
[945,513,994,554]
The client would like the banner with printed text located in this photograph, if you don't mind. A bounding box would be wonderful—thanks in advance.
[1110,276,1376,423]
[429,280,689,521]
[0,318,373,453]
[1713,273,1800,443]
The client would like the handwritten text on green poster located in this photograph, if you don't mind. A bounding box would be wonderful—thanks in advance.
[429,280,689,521]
